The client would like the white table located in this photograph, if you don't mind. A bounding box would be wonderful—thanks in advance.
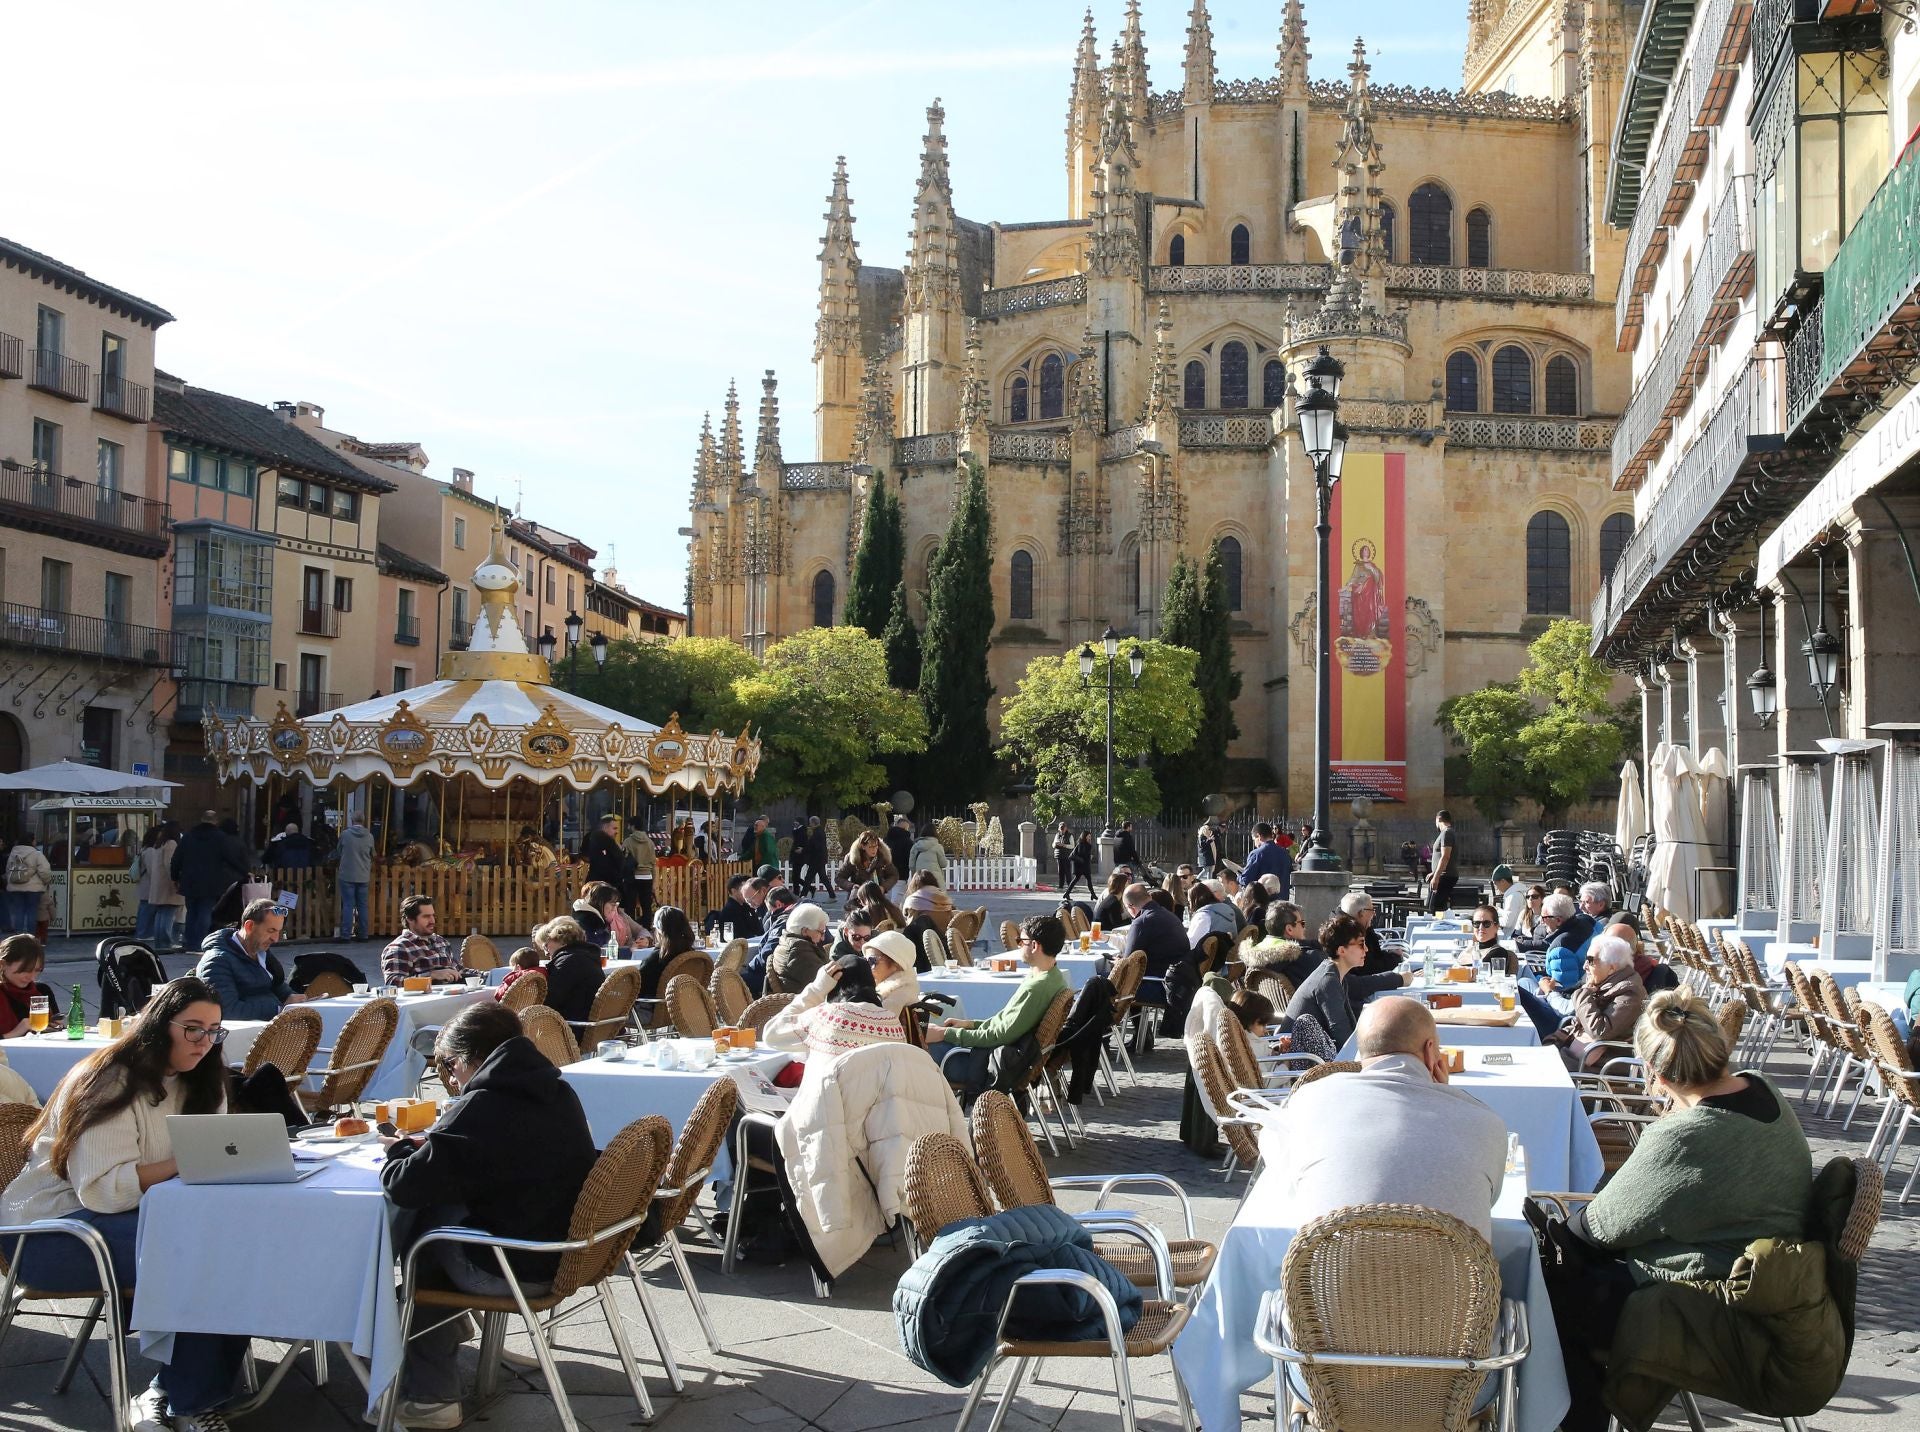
[560,1039,791,1181]
[919,953,1100,1020]
[1445,1045,1605,1194]
[134,1142,402,1415]
[1172,1160,1568,1432]
[483,957,649,988]
[1860,981,1912,1040]
[2,1031,116,1101]
[1340,1017,1541,1055]
[224,988,492,1102]
[1763,945,1878,991]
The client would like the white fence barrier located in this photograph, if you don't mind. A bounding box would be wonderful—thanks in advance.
[946,856,1037,891]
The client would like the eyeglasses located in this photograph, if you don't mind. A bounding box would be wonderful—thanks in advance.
[1471,919,1496,929]
[171,1020,227,1046]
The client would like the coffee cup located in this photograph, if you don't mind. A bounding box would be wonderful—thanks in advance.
[352,983,370,996]
[465,974,483,988]
[598,1040,626,1062]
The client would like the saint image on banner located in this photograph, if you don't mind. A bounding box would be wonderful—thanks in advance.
[1335,538,1393,677]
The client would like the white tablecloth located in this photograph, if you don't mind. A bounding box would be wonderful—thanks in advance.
[224,989,492,1102]
[919,953,1101,1020]
[1340,1018,1540,1056]
[1763,946,1878,991]
[1859,982,1912,1040]
[1172,1161,1568,1432]
[3,1032,116,1100]
[1444,1046,1604,1194]
[560,1041,791,1181]
[134,1143,402,1414]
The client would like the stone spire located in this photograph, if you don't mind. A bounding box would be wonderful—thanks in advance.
[1276,0,1310,92]
[815,156,861,362]
[958,320,989,438]
[752,370,783,477]
[1091,81,1141,278]
[1070,326,1105,434]
[1183,0,1215,105]
[1144,301,1177,425]
[1066,9,1104,218]
[718,380,746,488]
[904,99,961,316]
[691,413,717,505]
[1117,0,1150,130]
[1331,38,1388,280]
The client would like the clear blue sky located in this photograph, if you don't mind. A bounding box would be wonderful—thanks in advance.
[4,1,1467,610]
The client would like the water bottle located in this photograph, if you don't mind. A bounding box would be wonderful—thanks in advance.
[67,984,86,1041]
[605,931,621,965]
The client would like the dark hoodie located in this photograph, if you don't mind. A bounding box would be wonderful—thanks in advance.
[381,1035,599,1280]
[171,819,251,902]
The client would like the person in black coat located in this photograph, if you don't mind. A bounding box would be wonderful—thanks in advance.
[1111,820,1140,872]
[883,818,915,889]
[576,815,626,890]
[382,1002,598,1412]
[534,916,606,1029]
[171,811,253,951]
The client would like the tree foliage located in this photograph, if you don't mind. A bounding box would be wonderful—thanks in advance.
[1151,544,1243,804]
[843,479,903,638]
[881,580,922,692]
[999,642,1201,824]
[918,461,997,802]
[573,636,757,733]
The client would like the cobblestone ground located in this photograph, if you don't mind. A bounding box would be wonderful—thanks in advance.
[9,899,1920,1429]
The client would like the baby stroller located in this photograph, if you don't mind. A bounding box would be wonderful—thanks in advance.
[96,937,167,1018]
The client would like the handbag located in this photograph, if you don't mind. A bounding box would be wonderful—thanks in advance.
[241,880,273,905]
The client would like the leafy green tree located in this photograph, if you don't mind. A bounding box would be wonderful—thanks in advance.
[732,626,928,807]
[573,636,756,733]
[1152,544,1243,804]
[843,479,903,638]
[1435,684,1533,816]
[999,642,1201,824]
[918,461,997,801]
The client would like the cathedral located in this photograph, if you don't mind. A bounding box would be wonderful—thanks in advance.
[688,0,1638,812]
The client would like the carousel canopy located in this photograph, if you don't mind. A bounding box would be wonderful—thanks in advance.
[204,521,760,795]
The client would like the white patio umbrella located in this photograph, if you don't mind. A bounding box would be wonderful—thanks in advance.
[0,760,180,794]
[1645,745,1707,922]
[1694,747,1732,916]
[1614,759,1648,856]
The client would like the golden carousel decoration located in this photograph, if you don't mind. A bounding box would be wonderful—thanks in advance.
[204,523,760,935]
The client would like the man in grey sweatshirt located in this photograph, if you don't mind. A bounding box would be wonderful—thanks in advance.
[334,815,375,941]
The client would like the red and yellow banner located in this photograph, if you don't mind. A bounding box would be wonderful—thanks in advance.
[1328,452,1407,803]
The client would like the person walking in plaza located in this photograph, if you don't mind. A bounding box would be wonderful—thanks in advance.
[1112,819,1140,872]
[380,894,471,988]
[1195,817,1222,879]
[172,810,252,951]
[804,816,831,897]
[135,822,185,951]
[334,812,374,942]
[1066,831,1097,899]
[195,899,303,1021]
[1051,822,1073,891]
[907,823,948,888]
[1490,863,1526,937]
[1238,822,1293,897]
[4,833,53,939]
[925,914,1068,1107]
[622,818,657,922]
[576,813,626,892]
[1425,808,1458,912]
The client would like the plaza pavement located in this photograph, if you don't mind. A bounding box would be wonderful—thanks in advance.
[6,888,1920,1430]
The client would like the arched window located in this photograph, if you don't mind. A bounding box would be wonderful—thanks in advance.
[1183,359,1207,409]
[1466,207,1492,268]
[1445,352,1480,411]
[1262,358,1287,409]
[1009,374,1029,423]
[1492,345,1533,414]
[1009,549,1034,620]
[1379,202,1396,261]
[811,570,836,628]
[1230,224,1251,265]
[1408,183,1452,265]
[1220,341,1250,409]
[1218,535,1244,612]
[1038,353,1066,420]
[1124,543,1141,612]
[1599,513,1634,580]
[1544,355,1579,415]
[1168,233,1186,266]
[1526,511,1571,615]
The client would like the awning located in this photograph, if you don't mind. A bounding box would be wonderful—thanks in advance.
[0,760,181,794]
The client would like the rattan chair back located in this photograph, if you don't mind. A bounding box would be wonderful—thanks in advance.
[709,967,752,1024]
[500,969,548,1013]
[1109,949,1145,1014]
[1289,1059,1361,1092]
[521,1005,582,1066]
[1247,967,1296,1007]
[646,953,711,1029]
[903,1131,995,1245]
[1000,919,1021,951]
[1021,989,1076,1095]
[1216,1020,1261,1092]
[1189,1033,1260,1166]
[0,1101,38,1191]
[664,975,718,1037]
[579,964,643,1045]
[656,1077,738,1231]
[951,910,984,955]
[1715,998,1748,1050]
[461,934,502,971]
[920,927,949,971]
[1281,1203,1502,1432]
[1782,962,1822,1033]
[549,1115,672,1299]
[1863,1004,1920,1111]
[738,992,794,1032]
[1816,973,1870,1060]
[310,997,398,1109]
[970,1091,1053,1210]
[1195,931,1229,976]
[1836,1156,1885,1263]
[241,1005,324,1081]
[305,972,352,1000]
[715,938,749,975]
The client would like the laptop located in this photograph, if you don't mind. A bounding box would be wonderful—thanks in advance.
[167,1114,326,1185]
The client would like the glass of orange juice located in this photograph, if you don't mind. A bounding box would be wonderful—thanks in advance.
[1090,922,1102,942]
[28,996,49,1034]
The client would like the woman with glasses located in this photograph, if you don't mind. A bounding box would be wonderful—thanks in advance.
[1513,884,1553,956]
[2,977,250,1432]
[1467,903,1518,976]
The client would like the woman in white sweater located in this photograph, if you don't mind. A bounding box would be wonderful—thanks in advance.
[2,976,251,1432]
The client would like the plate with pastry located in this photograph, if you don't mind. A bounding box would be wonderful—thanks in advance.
[298,1116,376,1144]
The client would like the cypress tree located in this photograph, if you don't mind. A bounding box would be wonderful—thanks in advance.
[881,579,922,692]
[843,479,902,637]
[918,461,997,801]
[1153,542,1242,801]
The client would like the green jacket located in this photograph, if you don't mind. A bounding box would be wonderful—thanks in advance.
[943,966,1067,1050]
[1602,1156,1862,1432]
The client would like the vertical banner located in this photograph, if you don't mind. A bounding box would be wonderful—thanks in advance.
[1327,452,1407,802]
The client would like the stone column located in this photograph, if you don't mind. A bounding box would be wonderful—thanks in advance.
[1635,673,1660,773]
[1771,567,1839,755]
[1720,606,1773,777]
[1846,504,1920,736]
[1655,659,1686,751]
[1291,868,1348,938]
[1684,627,1727,758]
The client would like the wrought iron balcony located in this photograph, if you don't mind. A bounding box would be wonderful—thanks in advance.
[0,460,169,555]
[395,614,421,645]
[449,618,472,650]
[0,602,180,666]
[295,690,343,718]
[95,374,150,422]
[0,331,21,379]
[299,603,342,637]
[27,348,90,402]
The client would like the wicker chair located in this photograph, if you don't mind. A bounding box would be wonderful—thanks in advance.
[1860,1004,1920,1202]
[628,1077,736,1364]
[1287,1059,1360,1093]
[1256,1203,1523,1432]
[714,938,749,976]
[1187,1034,1262,1179]
[521,1006,582,1066]
[970,1091,1218,1297]
[304,972,352,1000]
[378,1116,675,1432]
[709,967,752,1024]
[1016,988,1078,1154]
[1246,967,1296,1008]
[239,1005,324,1083]
[1000,919,1021,951]
[919,927,949,970]
[1814,973,1875,1120]
[300,997,399,1115]
[500,969,548,1013]
[901,1131,1195,1432]
[1194,931,1230,977]
[664,975,718,1038]
[461,934,502,971]
[634,952,712,1032]
[573,964,644,1047]
[737,993,794,1032]
[1063,907,1090,938]
[1715,998,1749,1052]
[948,910,984,958]
[1107,950,1147,1084]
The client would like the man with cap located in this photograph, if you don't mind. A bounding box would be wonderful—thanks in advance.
[768,903,833,993]
[1489,864,1526,938]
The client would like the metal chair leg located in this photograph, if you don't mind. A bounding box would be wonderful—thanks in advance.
[52,1296,102,1393]
[509,1294,581,1432]
[1108,1334,1140,1432]
[984,1356,1032,1432]
[954,1361,995,1432]
[1678,1390,1708,1432]
[626,1253,683,1393]
[311,1335,330,1387]
[474,1311,508,1399]
[664,1230,723,1355]
[598,1280,656,1422]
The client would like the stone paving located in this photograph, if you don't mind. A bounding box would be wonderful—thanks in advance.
[7,893,1920,1430]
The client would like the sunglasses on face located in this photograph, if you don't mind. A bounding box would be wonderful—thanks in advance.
[1471,919,1496,929]
[171,1020,227,1046]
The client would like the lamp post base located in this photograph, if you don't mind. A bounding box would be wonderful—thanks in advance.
[1299,839,1344,873]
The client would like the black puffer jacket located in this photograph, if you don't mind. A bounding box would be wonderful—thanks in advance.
[381,1035,599,1280]
[170,820,251,902]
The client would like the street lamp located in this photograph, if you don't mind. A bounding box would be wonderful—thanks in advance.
[1080,625,1144,835]
[564,609,586,686]
[591,630,609,669]
[536,625,558,663]
[1802,550,1841,704]
[1748,600,1778,727]
[1295,345,1348,873]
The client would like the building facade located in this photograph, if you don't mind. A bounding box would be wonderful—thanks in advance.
[687,0,1639,811]
[0,239,174,784]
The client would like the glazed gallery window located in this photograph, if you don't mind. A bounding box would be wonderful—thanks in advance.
[811,569,835,628]
[1526,511,1571,614]
[1445,352,1479,412]
[1183,359,1206,409]
[1230,224,1251,265]
[1262,359,1287,409]
[1038,353,1066,421]
[1408,184,1452,265]
[1466,208,1492,268]
[1168,234,1186,266]
[1218,535,1244,612]
[1545,355,1579,416]
[1492,345,1533,414]
[1599,512,1634,580]
[1219,341,1249,409]
[1009,374,1029,423]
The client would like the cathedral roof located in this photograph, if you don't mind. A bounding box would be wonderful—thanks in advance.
[857,266,904,359]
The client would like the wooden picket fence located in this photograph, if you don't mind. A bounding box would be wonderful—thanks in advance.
[654,860,752,920]
[261,862,583,944]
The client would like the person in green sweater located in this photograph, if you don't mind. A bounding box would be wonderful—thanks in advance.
[926,913,1068,1107]
[1543,987,1814,1432]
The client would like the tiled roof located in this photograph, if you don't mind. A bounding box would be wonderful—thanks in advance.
[153,384,396,492]
[378,543,447,584]
[0,236,175,328]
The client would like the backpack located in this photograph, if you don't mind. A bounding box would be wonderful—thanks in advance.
[6,846,38,887]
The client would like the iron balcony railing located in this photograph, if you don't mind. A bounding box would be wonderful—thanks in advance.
[299,604,342,637]
[95,374,151,422]
[0,460,170,552]
[27,348,90,402]
[174,679,260,724]
[0,331,21,379]
[449,618,473,649]
[295,690,343,718]
[395,614,421,645]
[0,602,180,666]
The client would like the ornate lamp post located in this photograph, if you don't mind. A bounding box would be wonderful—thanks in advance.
[1747,600,1779,728]
[1295,346,1349,873]
[1079,626,1145,835]
[1802,551,1842,706]
[539,612,606,689]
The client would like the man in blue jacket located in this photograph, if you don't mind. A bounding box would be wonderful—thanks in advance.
[1516,890,1594,1037]
[194,898,302,1020]
[1238,823,1294,897]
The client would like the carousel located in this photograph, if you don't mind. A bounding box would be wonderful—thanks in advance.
[203,524,760,940]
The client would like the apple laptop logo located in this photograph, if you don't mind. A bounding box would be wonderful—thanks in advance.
[224,1143,239,1156]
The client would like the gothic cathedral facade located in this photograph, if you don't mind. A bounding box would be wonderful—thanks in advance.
[688,0,1636,812]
